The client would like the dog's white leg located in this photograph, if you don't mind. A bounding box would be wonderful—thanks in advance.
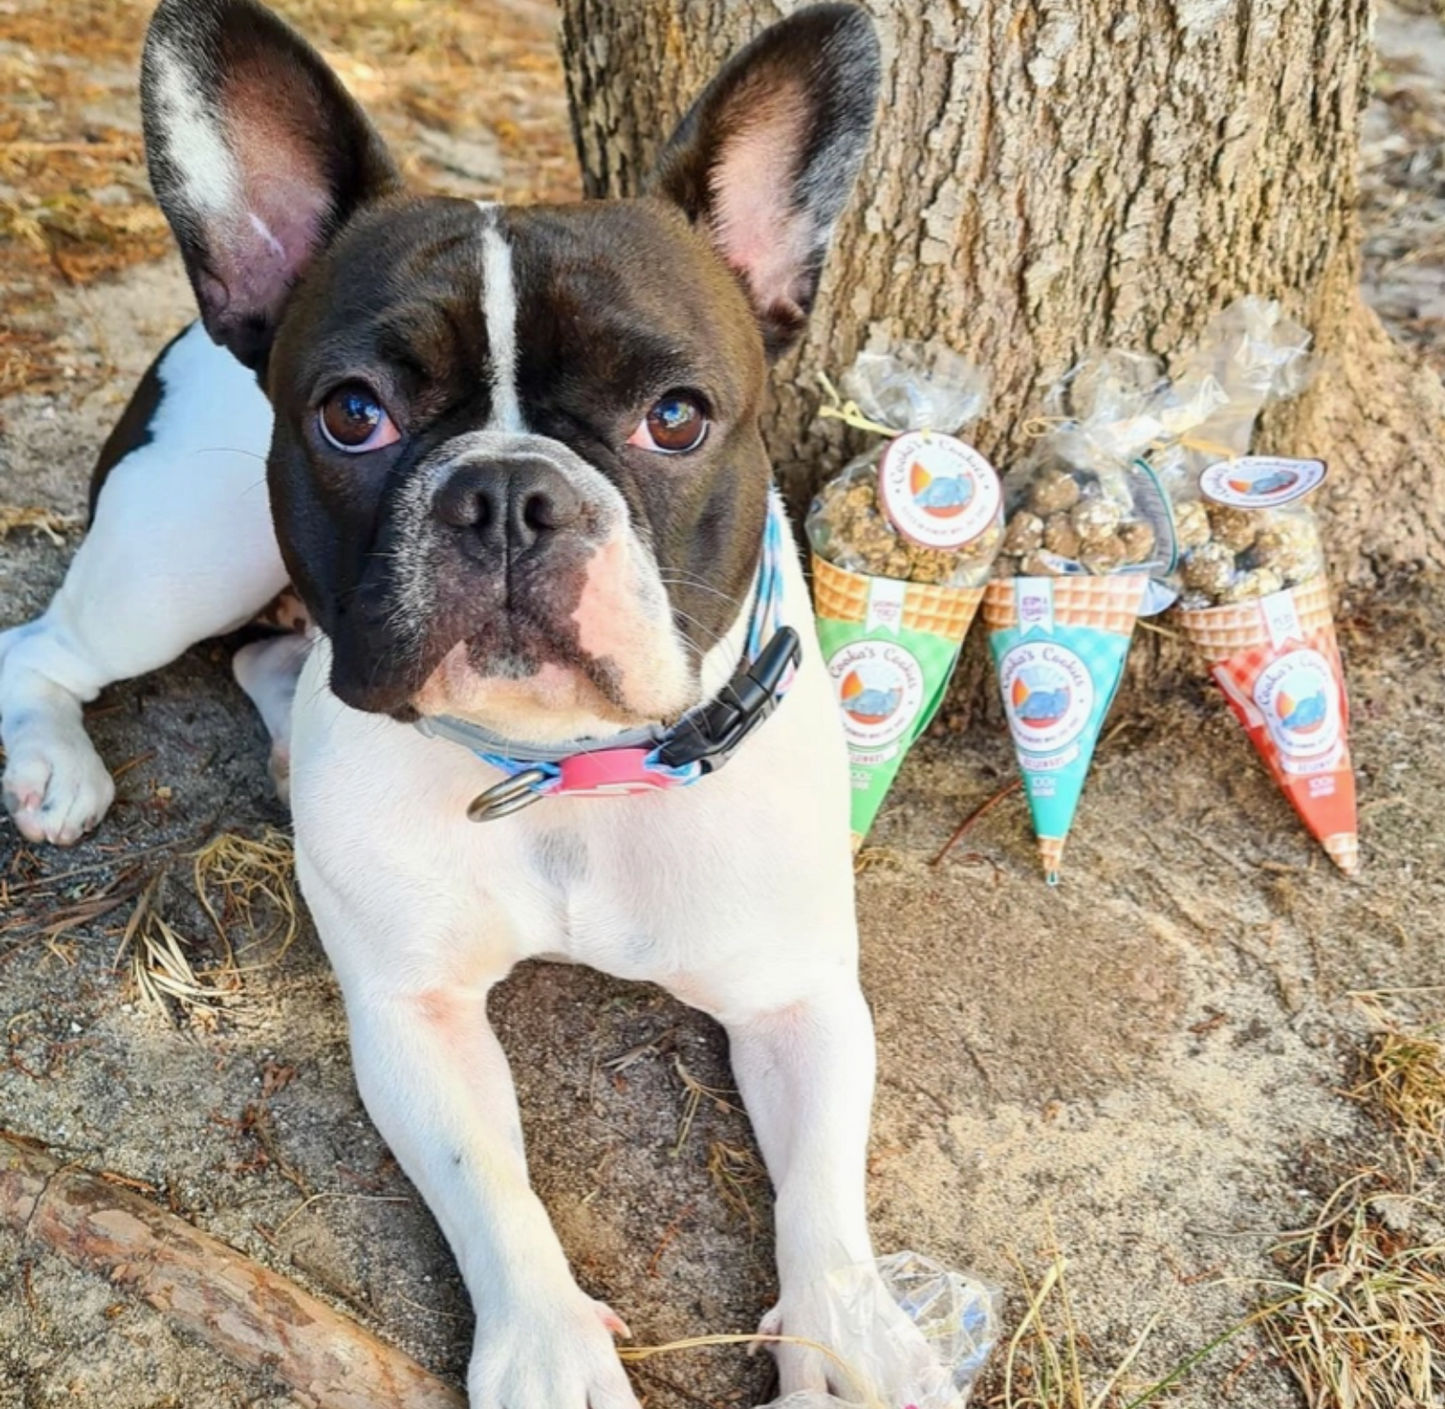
[729,984,877,1281]
[340,985,641,1409]
[0,325,282,843]
[292,841,642,1409]
[724,985,956,1405]
[232,633,311,804]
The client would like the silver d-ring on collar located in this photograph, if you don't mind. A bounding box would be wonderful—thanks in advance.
[466,767,553,823]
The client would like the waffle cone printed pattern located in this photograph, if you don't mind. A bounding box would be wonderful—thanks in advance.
[1037,835,1067,875]
[1176,575,1333,664]
[811,556,985,641]
[982,573,1148,634]
[1325,833,1360,873]
[1181,579,1347,732]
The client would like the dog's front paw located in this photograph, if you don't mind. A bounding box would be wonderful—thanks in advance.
[468,1293,640,1409]
[2,694,114,846]
[761,1268,959,1408]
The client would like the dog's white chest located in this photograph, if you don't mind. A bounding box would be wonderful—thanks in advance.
[288,629,856,1001]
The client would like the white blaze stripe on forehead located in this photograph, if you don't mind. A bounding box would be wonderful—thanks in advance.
[151,46,240,217]
[475,201,524,434]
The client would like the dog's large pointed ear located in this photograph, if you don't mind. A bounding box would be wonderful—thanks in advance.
[649,4,881,358]
[141,0,401,370]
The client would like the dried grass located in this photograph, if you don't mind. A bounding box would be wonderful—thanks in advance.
[618,1330,888,1406]
[1262,1176,1445,1409]
[0,504,83,544]
[670,1054,741,1157]
[192,826,300,969]
[706,1139,767,1234]
[988,1238,1221,1409]
[853,843,908,875]
[113,872,238,1018]
[1353,1025,1445,1165]
[107,829,300,1020]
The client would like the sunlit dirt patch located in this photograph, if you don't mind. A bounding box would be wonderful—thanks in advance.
[0,0,578,398]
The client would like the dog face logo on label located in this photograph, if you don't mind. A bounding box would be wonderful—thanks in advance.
[1200,456,1327,509]
[828,642,925,749]
[876,430,1000,551]
[998,643,1095,759]
[1253,649,1340,764]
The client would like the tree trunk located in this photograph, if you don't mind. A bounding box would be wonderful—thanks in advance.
[558,0,1445,597]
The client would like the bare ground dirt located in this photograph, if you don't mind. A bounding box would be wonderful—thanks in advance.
[1,4,1442,1409]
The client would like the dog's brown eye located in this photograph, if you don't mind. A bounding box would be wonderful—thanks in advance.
[319,383,399,453]
[628,392,708,454]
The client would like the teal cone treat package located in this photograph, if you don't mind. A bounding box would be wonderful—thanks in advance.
[988,353,1188,880]
[983,573,1147,881]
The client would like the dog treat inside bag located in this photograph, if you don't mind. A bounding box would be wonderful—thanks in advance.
[808,344,1003,849]
[991,353,1180,586]
[1168,297,1324,608]
[984,352,1182,883]
[1168,297,1359,873]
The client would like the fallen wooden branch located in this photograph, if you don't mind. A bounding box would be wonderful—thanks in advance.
[0,1131,465,1409]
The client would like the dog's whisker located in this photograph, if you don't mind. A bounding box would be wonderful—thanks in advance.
[657,574,738,604]
[668,606,726,649]
[190,446,268,463]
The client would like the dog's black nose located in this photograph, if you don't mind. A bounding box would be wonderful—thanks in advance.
[434,459,583,555]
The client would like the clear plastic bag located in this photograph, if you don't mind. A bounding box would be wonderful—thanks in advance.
[754,1251,1002,1409]
[1169,294,1313,481]
[993,352,1202,602]
[993,298,1321,611]
[807,344,1002,589]
[843,344,990,435]
[1163,297,1325,609]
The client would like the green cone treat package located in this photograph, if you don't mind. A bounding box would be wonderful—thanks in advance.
[808,345,1003,848]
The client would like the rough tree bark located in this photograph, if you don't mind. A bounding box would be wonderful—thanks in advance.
[558,0,1445,594]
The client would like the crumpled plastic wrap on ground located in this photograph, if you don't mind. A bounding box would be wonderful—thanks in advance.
[755,1251,1002,1409]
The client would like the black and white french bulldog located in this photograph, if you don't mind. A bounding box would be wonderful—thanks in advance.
[0,2,957,1403]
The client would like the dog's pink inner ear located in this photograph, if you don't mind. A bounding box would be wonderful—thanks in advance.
[214,65,335,317]
[705,80,813,324]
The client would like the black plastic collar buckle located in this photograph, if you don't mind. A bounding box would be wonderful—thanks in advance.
[655,627,802,776]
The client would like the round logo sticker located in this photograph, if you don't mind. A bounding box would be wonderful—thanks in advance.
[998,642,1095,756]
[827,641,926,749]
[876,430,1001,551]
[1252,649,1340,761]
[1199,456,1327,509]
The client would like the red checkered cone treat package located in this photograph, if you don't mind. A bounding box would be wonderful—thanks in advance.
[1180,579,1358,872]
[1165,298,1359,872]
